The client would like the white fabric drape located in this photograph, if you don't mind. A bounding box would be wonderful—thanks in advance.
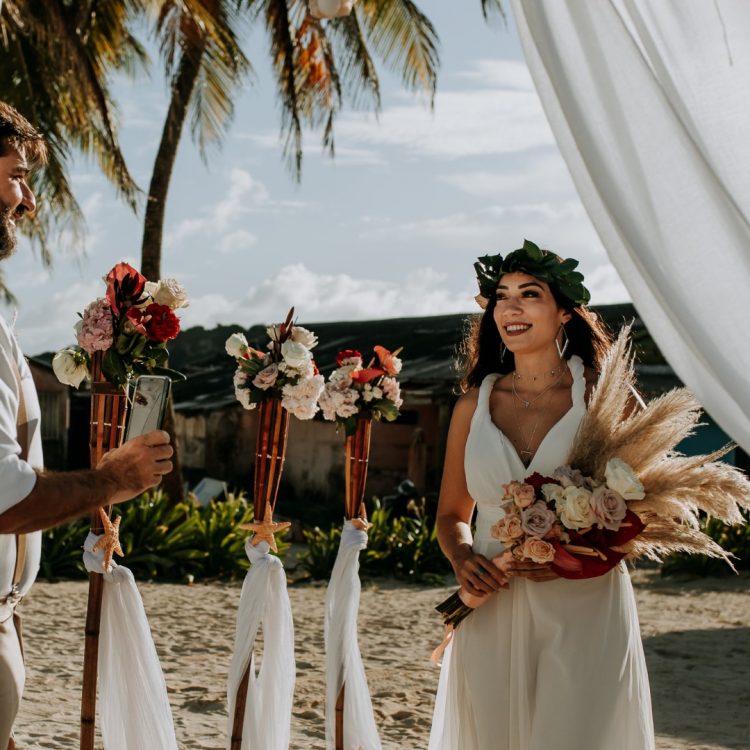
[324,520,382,750]
[511,0,750,452]
[226,538,295,750]
[82,533,178,750]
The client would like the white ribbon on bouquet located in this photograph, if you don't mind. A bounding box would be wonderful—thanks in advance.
[82,532,178,750]
[226,538,295,750]
[324,519,382,750]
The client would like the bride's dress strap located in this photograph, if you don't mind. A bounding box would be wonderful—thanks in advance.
[568,355,586,408]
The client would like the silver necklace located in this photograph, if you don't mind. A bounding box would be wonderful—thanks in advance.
[513,364,563,383]
[511,367,566,409]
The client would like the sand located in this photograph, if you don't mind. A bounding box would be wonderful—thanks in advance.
[12,567,750,750]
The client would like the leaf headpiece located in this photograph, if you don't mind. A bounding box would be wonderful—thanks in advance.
[474,239,591,309]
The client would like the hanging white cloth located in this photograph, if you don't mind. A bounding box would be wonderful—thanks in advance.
[226,538,295,750]
[511,0,750,452]
[82,533,178,750]
[324,520,382,750]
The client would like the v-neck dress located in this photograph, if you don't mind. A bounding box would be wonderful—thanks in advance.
[429,356,655,750]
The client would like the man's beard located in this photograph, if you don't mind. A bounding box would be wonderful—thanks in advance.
[0,206,17,260]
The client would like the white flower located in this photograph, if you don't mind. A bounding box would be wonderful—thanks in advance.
[233,369,255,410]
[290,325,318,349]
[149,278,189,309]
[604,458,645,500]
[52,349,88,388]
[557,486,595,530]
[266,324,283,341]
[253,363,279,390]
[225,332,249,359]
[281,340,312,372]
[541,483,565,505]
[319,382,359,420]
[362,383,374,402]
[281,374,325,420]
[331,364,358,387]
[371,386,383,400]
[382,377,403,407]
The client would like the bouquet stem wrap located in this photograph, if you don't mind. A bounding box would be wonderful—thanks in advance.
[229,397,294,750]
[326,418,382,750]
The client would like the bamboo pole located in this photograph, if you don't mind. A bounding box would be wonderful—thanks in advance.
[336,417,373,750]
[230,397,290,750]
[80,353,128,750]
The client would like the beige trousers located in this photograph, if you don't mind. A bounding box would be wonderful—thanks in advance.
[0,612,24,749]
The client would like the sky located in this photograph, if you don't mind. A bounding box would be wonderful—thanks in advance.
[2,2,629,356]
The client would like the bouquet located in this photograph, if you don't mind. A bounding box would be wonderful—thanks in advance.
[437,461,646,629]
[226,307,324,420]
[318,345,404,435]
[52,262,187,388]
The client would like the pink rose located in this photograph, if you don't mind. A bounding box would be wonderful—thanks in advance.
[253,363,279,390]
[503,481,536,509]
[520,501,557,538]
[590,486,627,531]
[522,537,555,564]
[490,514,524,544]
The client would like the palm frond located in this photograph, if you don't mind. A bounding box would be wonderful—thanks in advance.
[480,0,507,25]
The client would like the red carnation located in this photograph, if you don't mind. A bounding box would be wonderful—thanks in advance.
[106,262,147,313]
[336,349,362,367]
[144,303,180,342]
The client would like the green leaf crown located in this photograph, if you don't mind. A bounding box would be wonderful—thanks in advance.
[474,239,591,307]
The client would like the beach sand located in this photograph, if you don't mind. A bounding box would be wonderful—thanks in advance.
[13,567,750,750]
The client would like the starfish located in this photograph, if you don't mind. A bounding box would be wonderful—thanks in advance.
[93,508,124,573]
[240,504,291,554]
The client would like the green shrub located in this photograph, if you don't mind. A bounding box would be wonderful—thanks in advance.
[661,509,750,576]
[298,498,451,583]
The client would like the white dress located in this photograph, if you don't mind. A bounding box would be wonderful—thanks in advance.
[429,356,655,750]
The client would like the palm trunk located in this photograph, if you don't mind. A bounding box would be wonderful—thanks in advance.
[141,39,206,504]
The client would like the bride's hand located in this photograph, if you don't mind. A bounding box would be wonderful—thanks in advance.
[451,545,509,598]
[506,560,559,583]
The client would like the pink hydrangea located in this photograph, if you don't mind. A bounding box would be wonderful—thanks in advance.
[76,298,114,354]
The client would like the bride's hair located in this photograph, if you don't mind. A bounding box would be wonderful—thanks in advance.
[457,285,613,392]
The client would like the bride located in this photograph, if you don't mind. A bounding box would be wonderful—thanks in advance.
[429,241,654,750]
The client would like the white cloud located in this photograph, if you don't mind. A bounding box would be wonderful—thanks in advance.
[454,59,535,91]
[587,263,631,305]
[220,230,258,254]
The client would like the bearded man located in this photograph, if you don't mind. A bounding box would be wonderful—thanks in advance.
[0,100,174,749]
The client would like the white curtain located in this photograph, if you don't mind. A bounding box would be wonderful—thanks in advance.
[226,538,295,750]
[511,0,750,452]
[83,533,178,750]
[324,520,382,750]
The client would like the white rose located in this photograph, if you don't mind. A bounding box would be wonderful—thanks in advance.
[281,340,312,371]
[604,458,645,500]
[541,483,565,505]
[225,332,249,359]
[290,325,318,349]
[52,349,88,388]
[233,369,255,410]
[557,486,595,530]
[151,278,189,309]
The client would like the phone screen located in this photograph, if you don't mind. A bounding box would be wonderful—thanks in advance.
[125,376,171,441]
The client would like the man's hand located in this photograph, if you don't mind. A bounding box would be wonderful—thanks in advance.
[97,430,173,504]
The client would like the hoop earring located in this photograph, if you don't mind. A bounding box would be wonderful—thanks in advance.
[556,325,569,358]
[500,344,507,362]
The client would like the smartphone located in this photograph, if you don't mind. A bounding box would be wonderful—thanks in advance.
[125,375,171,441]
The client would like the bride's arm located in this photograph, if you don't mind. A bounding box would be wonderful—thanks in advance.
[436,391,507,599]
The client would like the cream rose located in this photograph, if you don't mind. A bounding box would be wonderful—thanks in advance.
[491,514,524,544]
[558,486,595,530]
[541,483,565,505]
[52,349,88,388]
[253,363,279,390]
[225,332,249,359]
[590,486,627,531]
[281,340,312,372]
[604,458,645,500]
[522,537,555,564]
[520,501,557,538]
[149,278,189,309]
[290,325,318,349]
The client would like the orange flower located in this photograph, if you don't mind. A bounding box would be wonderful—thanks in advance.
[373,345,402,376]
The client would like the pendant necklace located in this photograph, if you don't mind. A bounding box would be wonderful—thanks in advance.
[511,366,566,409]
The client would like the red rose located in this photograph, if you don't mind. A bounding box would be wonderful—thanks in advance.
[106,262,147,313]
[525,472,557,495]
[144,303,180,342]
[336,349,362,367]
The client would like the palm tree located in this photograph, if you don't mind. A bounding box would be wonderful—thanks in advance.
[0,0,146,300]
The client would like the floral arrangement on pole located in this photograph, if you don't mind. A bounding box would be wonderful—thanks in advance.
[318,346,404,436]
[52,262,187,388]
[226,308,325,419]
